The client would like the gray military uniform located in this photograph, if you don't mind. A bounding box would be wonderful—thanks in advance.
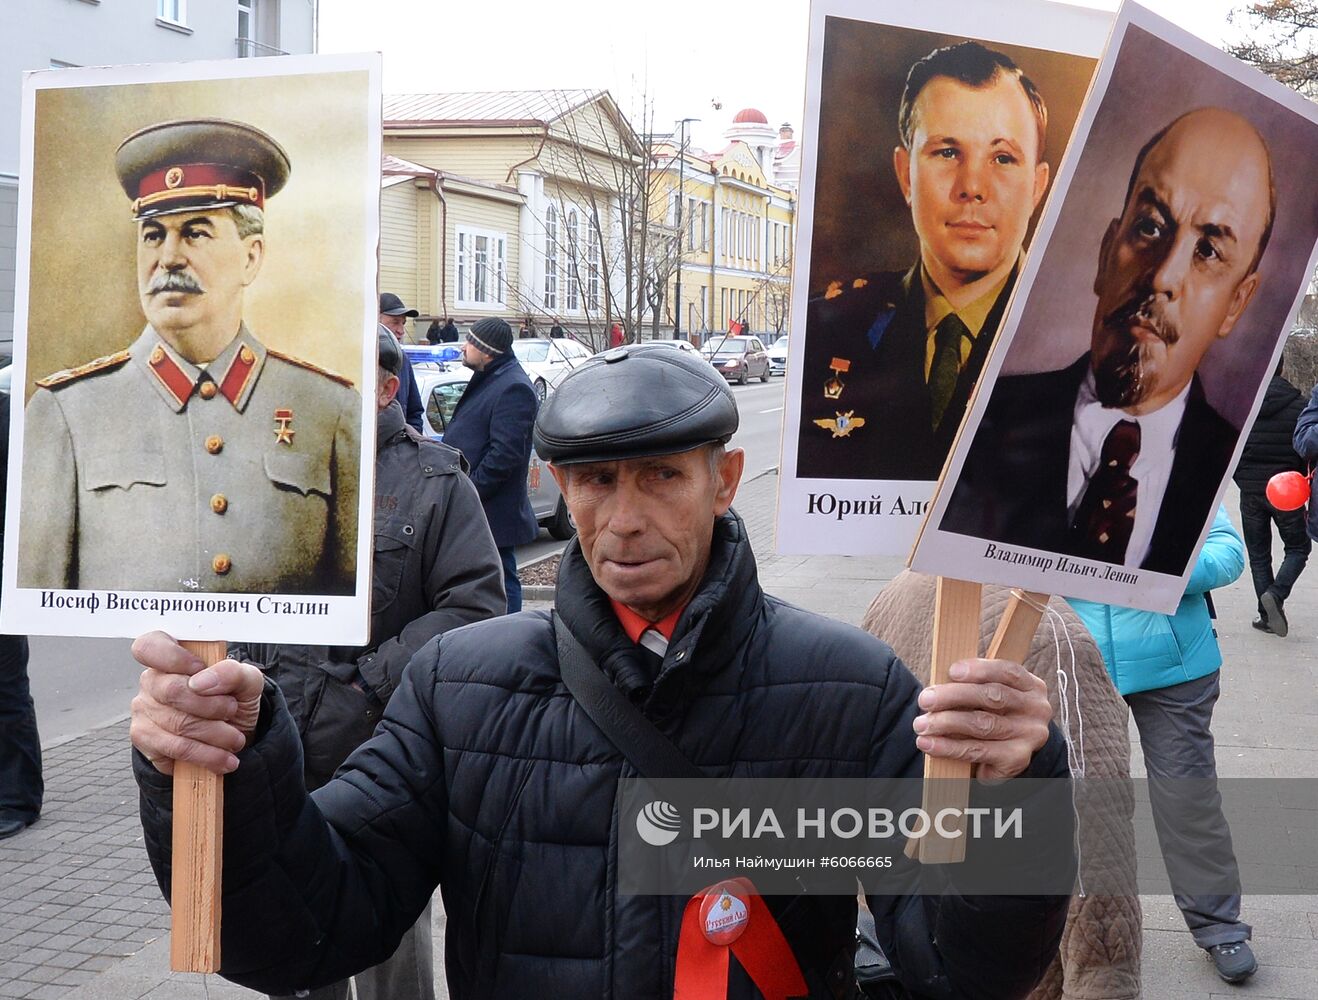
[19,325,360,594]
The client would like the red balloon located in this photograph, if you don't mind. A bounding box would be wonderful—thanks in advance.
[1266,471,1310,511]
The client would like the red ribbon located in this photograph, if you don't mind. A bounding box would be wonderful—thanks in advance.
[673,878,807,1000]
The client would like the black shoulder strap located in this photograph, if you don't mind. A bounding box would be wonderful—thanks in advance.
[553,611,703,780]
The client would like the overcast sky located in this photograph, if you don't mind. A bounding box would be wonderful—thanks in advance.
[318,0,1251,151]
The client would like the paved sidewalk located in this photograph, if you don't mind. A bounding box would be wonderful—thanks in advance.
[1,469,1314,998]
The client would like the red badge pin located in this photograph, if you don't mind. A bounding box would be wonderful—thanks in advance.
[699,881,750,946]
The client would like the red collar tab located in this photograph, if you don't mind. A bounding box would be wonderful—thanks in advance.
[610,600,684,644]
[218,342,258,406]
[146,343,194,407]
[674,878,806,1000]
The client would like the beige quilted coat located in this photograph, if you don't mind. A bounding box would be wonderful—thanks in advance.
[862,571,1141,1000]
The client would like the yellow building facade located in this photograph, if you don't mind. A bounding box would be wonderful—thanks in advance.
[653,107,797,344]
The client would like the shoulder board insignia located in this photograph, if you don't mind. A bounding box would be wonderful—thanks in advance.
[35,349,132,389]
[266,349,355,388]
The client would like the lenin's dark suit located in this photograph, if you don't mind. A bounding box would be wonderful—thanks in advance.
[941,355,1239,576]
[796,263,1017,481]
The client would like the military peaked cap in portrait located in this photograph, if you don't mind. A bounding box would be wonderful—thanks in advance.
[115,118,291,221]
[534,344,738,465]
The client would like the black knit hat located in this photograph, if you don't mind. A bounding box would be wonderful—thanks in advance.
[468,317,513,356]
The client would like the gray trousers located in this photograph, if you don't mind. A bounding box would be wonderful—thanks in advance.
[1126,671,1251,949]
[271,898,435,1000]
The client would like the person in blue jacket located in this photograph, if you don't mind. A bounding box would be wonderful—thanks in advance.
[1069,506,1255,984]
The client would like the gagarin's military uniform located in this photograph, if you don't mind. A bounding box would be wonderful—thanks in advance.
[20,326,359,594]
[796,263,1017,482]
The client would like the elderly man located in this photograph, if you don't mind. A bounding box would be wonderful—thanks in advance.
[799,41,1052,480]
[129,345,1073,998]
[231,330,504,1000]
[19,118,360,594]
[943,107,1274,576]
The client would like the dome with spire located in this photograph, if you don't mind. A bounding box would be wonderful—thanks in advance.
[732,107,768,125]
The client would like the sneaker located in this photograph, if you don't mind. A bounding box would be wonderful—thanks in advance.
[1261,592,1289,637]
[1207,941,1257,983]
[1251,617,1272,633]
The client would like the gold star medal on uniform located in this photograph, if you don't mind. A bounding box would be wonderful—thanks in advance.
[274,407,294,445]
[824,357,850,400]
[814,411,864,438]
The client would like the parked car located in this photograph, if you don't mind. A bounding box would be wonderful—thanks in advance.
[638,338,700,355]
[766,335,789,376]
[511,337,593,401]
[699,335,771,384]
[414,363,575,540]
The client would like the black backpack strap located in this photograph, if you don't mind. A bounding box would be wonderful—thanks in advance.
[553,610,703,780]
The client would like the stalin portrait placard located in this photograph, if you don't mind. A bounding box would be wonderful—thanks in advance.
[775,0,1107,557]
[2,54,381,644]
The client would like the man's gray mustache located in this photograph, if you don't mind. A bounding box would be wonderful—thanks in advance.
[147,271,204,295]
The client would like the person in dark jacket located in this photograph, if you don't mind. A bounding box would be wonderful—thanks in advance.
[441,317,539,612]
[129,345,1072,1000]
[439,318,460,343]
[0,397,42,841]
[425,319,443,345]
[1233,360,1309,635]
[379,293,425,434]
[231,330,504,1000]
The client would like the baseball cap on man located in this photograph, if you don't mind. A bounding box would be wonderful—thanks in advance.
[380,292,419,318]
[534,344,738,465]
[468,317,513,356]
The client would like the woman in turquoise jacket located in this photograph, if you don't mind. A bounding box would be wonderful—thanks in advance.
[1069,506,1256,984]
[1070,506,1244,695]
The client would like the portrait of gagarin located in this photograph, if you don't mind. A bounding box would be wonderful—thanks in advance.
[798,40,1056,481]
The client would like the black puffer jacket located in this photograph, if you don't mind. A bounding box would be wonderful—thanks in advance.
[1234,375,1306,494]
[136,510,1071,999]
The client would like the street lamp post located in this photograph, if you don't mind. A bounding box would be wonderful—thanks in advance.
[673,117,699,339]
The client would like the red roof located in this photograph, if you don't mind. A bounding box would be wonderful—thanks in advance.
[732,108,768,124]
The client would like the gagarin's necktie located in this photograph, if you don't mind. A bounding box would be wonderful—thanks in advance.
[930,313,970,430]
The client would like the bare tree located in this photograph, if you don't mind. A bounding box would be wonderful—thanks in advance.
[1229,1,1318,95]
[501,89,679,350]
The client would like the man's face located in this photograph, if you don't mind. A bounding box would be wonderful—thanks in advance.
[137,210,262,338]
[894,73,1049,293]
[550,446,744,621]
[379,313,408,340]
[1090,109,1270,414]
[460,339,491,371]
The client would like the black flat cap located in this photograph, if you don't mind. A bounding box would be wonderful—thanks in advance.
[377,325,404,376]
[534,344,738,465]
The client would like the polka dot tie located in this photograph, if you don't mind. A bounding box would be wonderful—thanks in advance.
[1069,418,1141,563]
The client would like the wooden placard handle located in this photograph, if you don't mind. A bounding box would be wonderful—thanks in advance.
[170,639,227,972]
[906,585,1050,864]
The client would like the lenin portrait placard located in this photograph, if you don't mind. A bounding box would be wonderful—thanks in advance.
[911,5,1318,614]
[775,0,1108,557]
[2,54,381,643]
